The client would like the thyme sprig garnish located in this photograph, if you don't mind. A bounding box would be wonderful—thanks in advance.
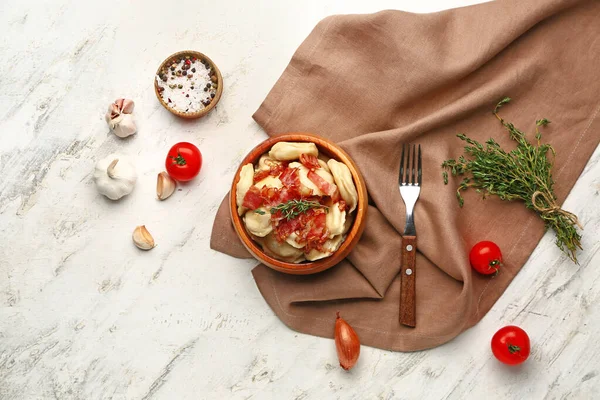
[442,97,583,263]
[270,199,328,221]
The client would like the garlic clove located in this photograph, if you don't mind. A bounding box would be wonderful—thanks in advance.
[107,102,121,119]
[110,114,137,138]
[156,172,176,200]
[108,113,122,129]
[120,98,135,114]
[132,225,155,250]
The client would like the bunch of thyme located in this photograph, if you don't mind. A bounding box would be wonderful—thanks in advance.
[442,98,582,263]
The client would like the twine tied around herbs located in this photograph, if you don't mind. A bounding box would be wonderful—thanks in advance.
[531,190,583,230]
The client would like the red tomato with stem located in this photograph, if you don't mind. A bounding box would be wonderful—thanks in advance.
[469,241,503,275]
[165,142,202,182]
[491,325,530,365]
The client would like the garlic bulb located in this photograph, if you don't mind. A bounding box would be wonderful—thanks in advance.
[105,98,137,138]
[93,155,137,200]
[132,225,155,250]
[157,172,176,200]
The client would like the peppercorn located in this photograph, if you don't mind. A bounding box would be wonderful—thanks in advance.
[204,87,208,92]
[178,84,183,89]
[182,71,187,76]
[205,64,210,70]
[211,75,217,83]
[186,94,189,97]
[185,59,191,65]
[190,86,194,90]
[191,68,196,73]
[206,83,211,88]
[210,93,215,98]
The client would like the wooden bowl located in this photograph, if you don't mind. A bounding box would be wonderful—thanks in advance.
[154,50,223,119]
[229,133,368,275]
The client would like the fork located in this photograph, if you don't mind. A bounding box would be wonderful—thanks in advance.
[398,144,422,327]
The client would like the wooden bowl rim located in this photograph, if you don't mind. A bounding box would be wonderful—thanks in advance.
[229,133,368,275]
[154,50,223,119]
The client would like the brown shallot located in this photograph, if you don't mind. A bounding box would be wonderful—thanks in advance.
[334,312,360,370]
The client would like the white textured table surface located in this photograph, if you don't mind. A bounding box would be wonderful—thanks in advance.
[1,1,599,399]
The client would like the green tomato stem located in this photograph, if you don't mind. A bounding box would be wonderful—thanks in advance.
[508,343,521,354]
[171,151,187,166]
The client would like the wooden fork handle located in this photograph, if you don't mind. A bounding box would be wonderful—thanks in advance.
[400,235,417,327]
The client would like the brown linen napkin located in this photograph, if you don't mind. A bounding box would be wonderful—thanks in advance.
[211,0,600,351]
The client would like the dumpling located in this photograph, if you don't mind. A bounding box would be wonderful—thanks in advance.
[318,159,330,172]
[292,255,306,264]
[326,203,346,237]
[261,233,304,262]
[289,162,336,196]
[236,163,254,216]
[343,213,355,234]
[269,142,318,161]
[244,208,272,237]
[306,235,345,261]
[285,232,305,249]
[252,233,306,262]
[318,153,331,163]
[256,154,281,172]
[327,159,358,213]
[255,175,283,189]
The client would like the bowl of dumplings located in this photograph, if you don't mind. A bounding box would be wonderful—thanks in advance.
[229,133,368,275]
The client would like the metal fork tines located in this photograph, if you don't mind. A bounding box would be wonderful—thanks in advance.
[399,144,422,235]
[398,143,422,327]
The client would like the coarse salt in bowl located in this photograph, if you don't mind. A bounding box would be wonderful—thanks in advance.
[154,50,223,119]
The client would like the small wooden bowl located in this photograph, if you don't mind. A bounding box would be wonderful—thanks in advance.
[154,50,223,119]
[229,133,368,275]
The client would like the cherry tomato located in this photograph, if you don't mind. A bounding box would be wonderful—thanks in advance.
[491,325,530,365]
[469,241,502,275]
[165,142,202,182]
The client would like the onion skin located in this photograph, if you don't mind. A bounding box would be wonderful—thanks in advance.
[335,312,360,370]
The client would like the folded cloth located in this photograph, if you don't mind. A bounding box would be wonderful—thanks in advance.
[211,0,600,351]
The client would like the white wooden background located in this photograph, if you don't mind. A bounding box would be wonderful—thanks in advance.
[1,0,599,399]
